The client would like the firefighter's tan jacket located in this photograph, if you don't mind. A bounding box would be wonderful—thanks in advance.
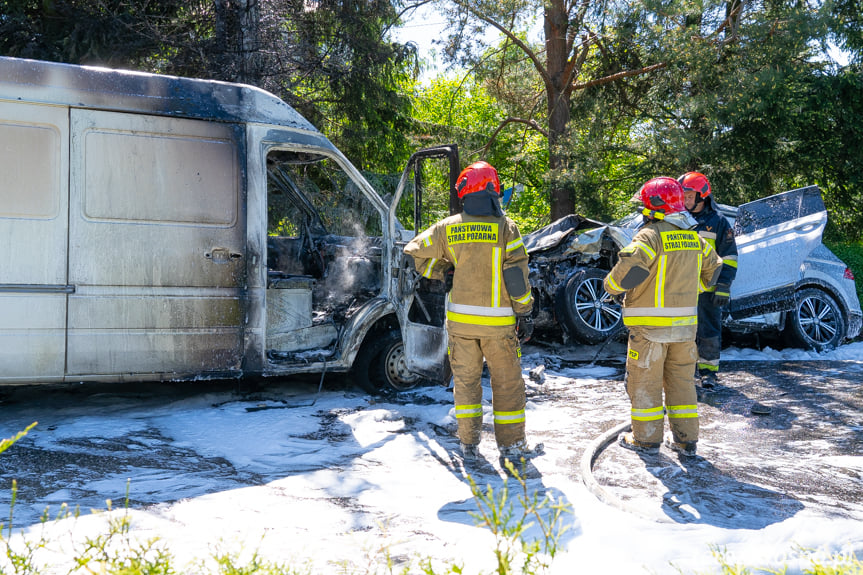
[604,218,723,342]
[404,212,533,339]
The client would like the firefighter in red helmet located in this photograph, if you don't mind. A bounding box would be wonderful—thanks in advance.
[403,161,541,468]
[678,172,739,388]
[604,177,723,457]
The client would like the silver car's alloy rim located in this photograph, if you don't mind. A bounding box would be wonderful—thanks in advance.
[797,293,839,345]
[572,277,622,332]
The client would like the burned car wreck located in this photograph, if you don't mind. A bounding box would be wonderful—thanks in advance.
[524,186,862,351]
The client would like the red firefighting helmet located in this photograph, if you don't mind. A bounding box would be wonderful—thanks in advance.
[677,172,712,199]
[455,161,501,199]
[636,177,687,216]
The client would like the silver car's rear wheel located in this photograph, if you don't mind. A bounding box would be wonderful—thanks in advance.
[785,288,846,351]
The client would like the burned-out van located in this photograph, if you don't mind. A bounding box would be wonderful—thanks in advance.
[0,56,450,390]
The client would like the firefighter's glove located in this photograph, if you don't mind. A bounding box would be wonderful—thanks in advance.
[712,284,731,308]
[610,292,625,305]
[444,267,454,293]
[516,315,534,344]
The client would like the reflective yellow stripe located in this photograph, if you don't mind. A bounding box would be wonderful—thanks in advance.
[422,258,438,279]
[697,362,719,371]
[723,257,738,268]
[655,255,667,307]
[492,247,501,307]
[633,241,656,259]
[512,291,533,305]
[494,409,525,424]
[667,404,698,419]
[448,246,458,265]
[621,240,657,260]
[624,306,697,316]
[447,311,517,326]
[455,404,483,419]
[606,274,623,293]
[448,301,515,316]
[623,315,697,327]
[697,253,706,292]
[631,406,665,421]
[506,237,524,252]
[423,235,432,247]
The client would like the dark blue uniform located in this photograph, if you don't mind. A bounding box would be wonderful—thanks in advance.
[692,198,738,379]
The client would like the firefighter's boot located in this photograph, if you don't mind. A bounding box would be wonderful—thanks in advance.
[618,432,660,455]
[699,369,718,389]
[460,442,480,461]
[664,435,697,458]
[498,440,544,468]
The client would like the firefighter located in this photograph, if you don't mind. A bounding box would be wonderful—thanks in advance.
[604,177,723,457]
[403,161,539,466]
[678,172,738,388]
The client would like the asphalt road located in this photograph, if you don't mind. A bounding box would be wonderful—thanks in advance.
[1,353,861,531]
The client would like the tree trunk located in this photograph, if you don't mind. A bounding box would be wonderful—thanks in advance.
[545,0,574,220]
[238,0,261,85]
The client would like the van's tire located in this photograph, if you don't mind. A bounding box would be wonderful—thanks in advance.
[352,330,423,394]
[554,268,623,345]
[784,287,846,351]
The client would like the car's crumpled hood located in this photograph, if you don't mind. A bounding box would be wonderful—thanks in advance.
[524,214,634,257]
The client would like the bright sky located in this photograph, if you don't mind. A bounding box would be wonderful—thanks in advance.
[390,3,448,79]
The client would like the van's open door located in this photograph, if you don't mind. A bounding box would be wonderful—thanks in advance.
[388,145,459,380]
[731,186,827,314]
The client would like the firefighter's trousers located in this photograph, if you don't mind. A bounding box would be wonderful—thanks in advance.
[696,293,723,374]
[625,330,699,445]
[448,332,525,448]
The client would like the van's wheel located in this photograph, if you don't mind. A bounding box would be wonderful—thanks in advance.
[352,330,423,394]
[784,287,846,351]
[554,268,622,345]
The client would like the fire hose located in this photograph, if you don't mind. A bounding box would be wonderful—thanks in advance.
[579,420,675,524]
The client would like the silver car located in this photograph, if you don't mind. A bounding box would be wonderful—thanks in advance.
[525,186,862,351]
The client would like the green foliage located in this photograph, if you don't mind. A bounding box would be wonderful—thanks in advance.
[0,1,419,181]
[468,460,572,574]
[823,241,863,306]
[0,0,186,67]
[0,423,36,457]
[828,0,863,59]
[795,66,863,242]
[285,0,418,174]
[201,547,303,575]
[410,75,549,232]
[804,550,863,574]
[1,473,863,574]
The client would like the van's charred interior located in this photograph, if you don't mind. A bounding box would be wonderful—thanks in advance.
[264,151,384,364]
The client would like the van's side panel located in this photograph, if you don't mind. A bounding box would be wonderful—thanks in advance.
[0,102,69,381]
[66,110,246,377]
